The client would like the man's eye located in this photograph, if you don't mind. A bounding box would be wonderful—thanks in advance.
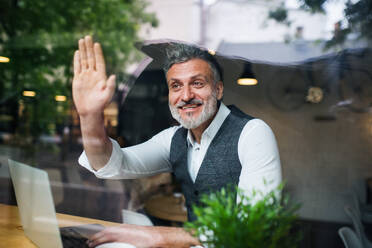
[193,81,203,87]
[171,83,181,89]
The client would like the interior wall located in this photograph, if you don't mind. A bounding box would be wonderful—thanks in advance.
[223,63,372,223]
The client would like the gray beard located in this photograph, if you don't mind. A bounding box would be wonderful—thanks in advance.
[169,93,218,129]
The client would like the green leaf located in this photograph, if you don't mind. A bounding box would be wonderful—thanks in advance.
[186,182,302,248]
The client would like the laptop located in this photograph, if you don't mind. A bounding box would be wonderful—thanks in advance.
[8,159,104,248]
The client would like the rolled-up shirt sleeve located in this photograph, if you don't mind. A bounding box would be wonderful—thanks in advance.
[237,119,282,198]
[78,126,180,179]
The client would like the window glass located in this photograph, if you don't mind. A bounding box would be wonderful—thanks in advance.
[1,1,371,245]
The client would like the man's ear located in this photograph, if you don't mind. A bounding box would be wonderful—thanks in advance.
[216,81,224,100]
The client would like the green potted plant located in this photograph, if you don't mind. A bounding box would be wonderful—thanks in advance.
[186,184,301,248]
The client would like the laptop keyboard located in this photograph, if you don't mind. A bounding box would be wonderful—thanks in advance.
[60,226,89,248]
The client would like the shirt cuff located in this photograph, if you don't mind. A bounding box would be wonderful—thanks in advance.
[78,138,123,178]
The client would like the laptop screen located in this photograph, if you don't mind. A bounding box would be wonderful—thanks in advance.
[8,159,63,248]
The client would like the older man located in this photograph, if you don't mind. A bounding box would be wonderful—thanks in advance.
[73,36,281,247]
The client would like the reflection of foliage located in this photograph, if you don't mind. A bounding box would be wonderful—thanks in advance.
[186,184,301,248]
[0,0,157,139]
[298,0,327,13]
[268,0,372,48]
[345,0,372,42]
[269,4,290,25]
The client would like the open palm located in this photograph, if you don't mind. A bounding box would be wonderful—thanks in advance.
[72,36,116,117]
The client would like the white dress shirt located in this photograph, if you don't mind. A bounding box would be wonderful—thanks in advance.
[79,103,282,197]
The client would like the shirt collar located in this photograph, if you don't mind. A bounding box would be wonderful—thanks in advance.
[187,102,231,147]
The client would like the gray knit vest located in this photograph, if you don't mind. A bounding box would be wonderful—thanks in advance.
[170,105,254,221]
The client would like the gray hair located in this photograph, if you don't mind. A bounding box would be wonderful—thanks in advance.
[163,43,222,84]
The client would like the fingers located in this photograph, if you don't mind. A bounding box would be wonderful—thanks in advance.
[78,38,88,70]
[88,229,114,248]
[77,35,106,76]
[73,51,81,75]
[88,236,110,247]
[85,36,96,70]
[94,42,106,75]
[88,231,104,247]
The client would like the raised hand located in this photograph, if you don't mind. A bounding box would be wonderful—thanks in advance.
[72,36,116,117]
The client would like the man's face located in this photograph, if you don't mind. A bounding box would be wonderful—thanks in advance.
[167,58,223,129]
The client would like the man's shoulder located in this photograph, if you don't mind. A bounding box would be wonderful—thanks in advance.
[241,118,275,138]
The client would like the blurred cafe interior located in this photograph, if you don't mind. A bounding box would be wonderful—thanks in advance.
[0,0,372,247]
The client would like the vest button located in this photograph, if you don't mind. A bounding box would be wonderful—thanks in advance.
[194,190,199,196]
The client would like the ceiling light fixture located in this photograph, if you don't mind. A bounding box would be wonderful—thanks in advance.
[237,62,257,86]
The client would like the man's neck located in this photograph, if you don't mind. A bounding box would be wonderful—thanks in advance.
[190,110,218,144]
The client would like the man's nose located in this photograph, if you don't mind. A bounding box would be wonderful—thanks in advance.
[181,86,194,101]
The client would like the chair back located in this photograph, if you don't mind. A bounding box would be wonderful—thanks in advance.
[122,209,153,226]
[344,205,372,248]
[338,227,363,248]
[352,179,367,205]
[350,192,362,220]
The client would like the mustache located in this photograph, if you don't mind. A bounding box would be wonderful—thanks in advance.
[175,99,203,108]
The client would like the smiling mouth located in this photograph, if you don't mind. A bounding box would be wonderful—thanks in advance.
[179,104,202,110]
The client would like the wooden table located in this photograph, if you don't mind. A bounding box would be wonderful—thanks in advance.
[0,203,121,247]
[144,193,188,223]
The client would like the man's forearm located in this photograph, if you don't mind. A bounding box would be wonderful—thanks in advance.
[156,226,201,248]
[89,224,201,248]
[80,113,112,171]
